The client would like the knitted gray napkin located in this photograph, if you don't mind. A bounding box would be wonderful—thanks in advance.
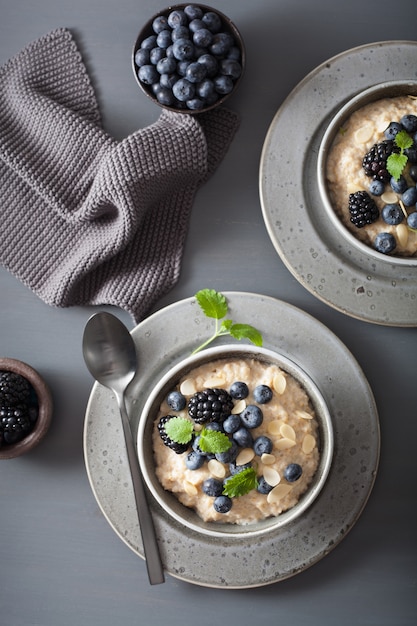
[0,28,239,321]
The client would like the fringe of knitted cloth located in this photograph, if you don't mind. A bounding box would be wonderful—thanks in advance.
[0,28,240,322]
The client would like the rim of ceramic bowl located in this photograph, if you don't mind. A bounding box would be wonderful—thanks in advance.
[0,357,53,460]
[317,80,417,267]
[131,3,245,115]
[137,344,334,539]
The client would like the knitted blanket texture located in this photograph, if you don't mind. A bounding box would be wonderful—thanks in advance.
[0,28,239,321]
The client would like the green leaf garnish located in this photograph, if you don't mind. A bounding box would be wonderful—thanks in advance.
[164,417,194,444]
[387,130,413,181]
[222,467,258,498]
[198,428,232,454]
[192,289,263,353]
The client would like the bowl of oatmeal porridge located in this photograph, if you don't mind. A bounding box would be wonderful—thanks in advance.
[137,344,333,538]
[317,81,417,265]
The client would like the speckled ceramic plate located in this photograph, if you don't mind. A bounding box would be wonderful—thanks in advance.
[83,292,380,588]
[259,41,417,327]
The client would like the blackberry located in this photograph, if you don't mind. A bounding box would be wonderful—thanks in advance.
[0,371,31,406]
[348,191,379,228]
[187,388,234,424]
[157,415,189,454]
[0,404,32,444]
[362,140,397,182]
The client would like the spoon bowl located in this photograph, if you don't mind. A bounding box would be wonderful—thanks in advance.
[82,312,164,585]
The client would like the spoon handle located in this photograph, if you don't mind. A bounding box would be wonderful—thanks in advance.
[118,395,165,585]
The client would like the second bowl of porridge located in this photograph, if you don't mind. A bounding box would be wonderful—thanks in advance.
[137,344,333,538]
[318,80,417,264]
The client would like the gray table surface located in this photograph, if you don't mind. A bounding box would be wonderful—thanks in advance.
[1,0,416,624]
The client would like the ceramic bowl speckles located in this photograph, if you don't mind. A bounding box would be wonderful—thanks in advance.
[0,357,53,459]
[317,80,417,266]
[137,344,334,539]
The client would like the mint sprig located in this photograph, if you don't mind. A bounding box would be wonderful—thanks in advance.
[387,130,413,180]
[164,417,194,444]
[163,418,232,454]
[222,467,258,498]
[198,428,231,454]
[192,289,263,354]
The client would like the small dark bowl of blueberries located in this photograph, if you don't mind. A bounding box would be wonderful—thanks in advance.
[0,358,53,459]
[132,4,245,114]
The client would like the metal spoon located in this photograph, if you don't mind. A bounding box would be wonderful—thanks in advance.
[82,311,165,585]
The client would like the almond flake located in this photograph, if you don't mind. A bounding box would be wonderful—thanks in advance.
[267,483,292,504]
[381,190,398,204]
[396,223,409,247]
[204,375,225,388]
[261,453,276,465]
[302,434,316,454]
[263,466,281,487]
[232,399,246,414]
[295,409,313,420]
[272,372,287,395]
[184,481,198,496]
[275,437,296,450]
[180,378,196,396]
[267,420,285,435]
[279,423,296,441]
[207,459,226,479]
[354,125,373,143]
[236,448,255,466]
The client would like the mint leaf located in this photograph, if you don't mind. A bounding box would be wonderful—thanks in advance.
[198,428,232,454]
[164,417,194,444]
[195,289,228,319]
[222,467,258,498]
[229,323,263,347]
[387,152,408,181]
[395,129,413,151]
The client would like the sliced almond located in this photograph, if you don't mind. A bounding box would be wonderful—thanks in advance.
[272,372,287,395]
[396,223,409,248]
[295,409,313,420]
[232,399,246,414]
[263,466,281,487]
[261,453,276,465]
[184,481,198,496]
[180,378,196,396]
[302,434,316,454]
[236,448,255,466]
[354,125,373,144]
[381,190,398,204]
[275,437,296,450]
[267,420,285,435]
[279,423,296,441]
[203,375,225,388]
[207,459,226,479]
[267,483,292,504]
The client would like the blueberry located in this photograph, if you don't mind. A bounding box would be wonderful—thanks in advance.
[156,30,172,49]
[240,405,263,429]
[149,47,166,65]
[222,413,241,434]
[219,59,242,80]
[185,450,205,470]
[196,78,216,100]
[160,72,179,89]
[184,5,203,21]
[405,146,417,163]
[213,495,232,513]
[167,9,187,29]
[188,18,205,33]
[257,476,273,494]
[368,179,385,196]
[176,61,190,76]
[185,61,207,83]
[134,48,150,66]
[215,439,238,463]
[410,165,417,182]
[384,121,402,140]
[186,98,205,110]
[140,35,158,50]
[172,77,195,101]
[284,463,303,482]
[374,232,396,254]
[192,435,206,456]
[202,11,222,33]
[193,28,213,48]
[205,421,222,432]
[171,25,190,42]
[390,175,408,194]
[253,435,273,456]
[172,38,195,61]
[407,211,417,229]
[402,186,417,206]
[228,461,252,475]
[138,64,159,85]
[202,477,223,497]
[229,381,249,400]
[227,46,241,61]
[152,15,168,34]
[253,385,273,404]
[214,74,234,95]
[400,114,417,133]
[156,56,177,75]
[209,32,234,56]
[381,203,404,225]
[232,426,253,448]
[197,53,218,77]
[166,390,186,411]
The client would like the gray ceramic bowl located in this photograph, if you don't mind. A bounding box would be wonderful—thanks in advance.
[132,4,245,114]
[137,344,333,538]
[317,80,417,266]
[0,358,53,459]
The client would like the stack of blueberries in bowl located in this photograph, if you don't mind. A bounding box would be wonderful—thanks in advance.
[132,4,245,113]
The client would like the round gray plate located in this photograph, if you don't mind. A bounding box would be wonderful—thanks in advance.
[84,293,380,588]
[259,41,417,327]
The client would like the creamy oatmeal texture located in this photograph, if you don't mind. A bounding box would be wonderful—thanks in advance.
[152,357,320,525]
[326,95,417,257]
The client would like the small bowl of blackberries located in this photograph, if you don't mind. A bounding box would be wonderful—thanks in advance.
[132,4,245,113]
[0,358,53,459]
